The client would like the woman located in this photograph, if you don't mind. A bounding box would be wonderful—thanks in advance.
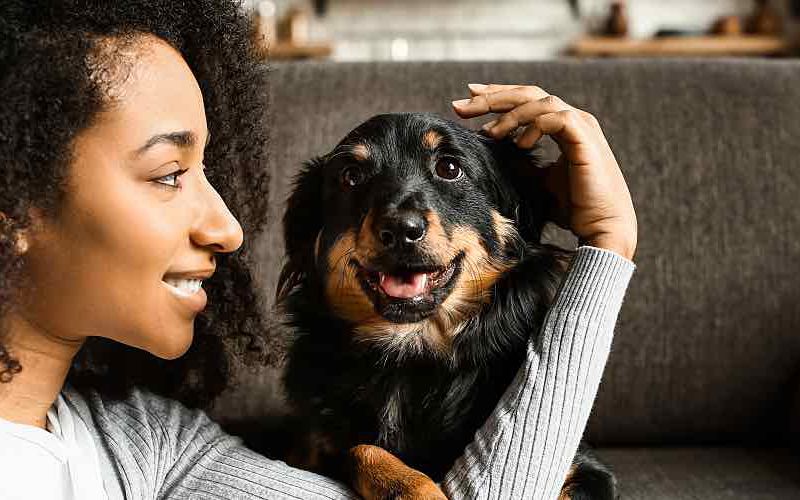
[0,1,636,499]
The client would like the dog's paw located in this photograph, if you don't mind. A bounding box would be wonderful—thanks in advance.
[384,475,447,500]
[358,472,447,500]
[348,445,448,500]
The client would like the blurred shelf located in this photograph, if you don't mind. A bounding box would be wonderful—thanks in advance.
[569,35,793,57]
[267,42,333,60]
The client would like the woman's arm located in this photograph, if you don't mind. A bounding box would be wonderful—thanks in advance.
[70,386,359,499]
[444,84,637,498]
[442,246,634,498]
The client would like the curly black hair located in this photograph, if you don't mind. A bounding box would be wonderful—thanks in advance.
[0,0,274,408]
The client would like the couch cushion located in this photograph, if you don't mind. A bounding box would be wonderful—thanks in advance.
[597,447,800,499]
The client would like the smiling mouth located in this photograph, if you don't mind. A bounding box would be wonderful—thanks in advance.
[162,278,204,297]
[351,252,464,323]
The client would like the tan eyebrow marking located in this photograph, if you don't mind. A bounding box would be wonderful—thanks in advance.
[351,143,370,160]
[422,130,443,150]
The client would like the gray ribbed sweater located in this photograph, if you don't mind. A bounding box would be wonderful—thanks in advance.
[63,246,634,499]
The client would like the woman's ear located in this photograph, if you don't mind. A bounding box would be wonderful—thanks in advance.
[14,231,29,255]
[0,211,29,255]
[276,157,326,301]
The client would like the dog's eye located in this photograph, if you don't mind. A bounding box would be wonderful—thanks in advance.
[341,166,365,188]
[435,158,463,181]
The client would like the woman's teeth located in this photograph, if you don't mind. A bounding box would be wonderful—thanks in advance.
[163,278,203,297]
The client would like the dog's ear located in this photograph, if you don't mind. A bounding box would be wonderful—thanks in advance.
[485,137,553,243]
[277,157,326,302]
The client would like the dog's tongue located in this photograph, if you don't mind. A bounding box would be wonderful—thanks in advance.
[380,272,428,299]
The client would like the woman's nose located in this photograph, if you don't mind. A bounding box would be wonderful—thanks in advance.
[190,174,244,254]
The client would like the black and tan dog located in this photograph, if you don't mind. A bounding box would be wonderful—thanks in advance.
[276,113,615,499]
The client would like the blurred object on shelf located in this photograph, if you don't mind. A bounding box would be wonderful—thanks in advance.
[313,0,327,16]
[790,0,800,56]
[390,38,409,61]
[654,29,706,38]
[746,0,782,35]
[250,2,331,61]
[569,35,791,57]
[253,1,277,48]
[280,6,311,45]
[572,0,794,58]
[711,15,743,36]
[567,0,580,18]
[268,42,332,60]
[603,1,629,37]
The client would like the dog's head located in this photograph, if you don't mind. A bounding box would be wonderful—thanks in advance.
[279,113,553,355]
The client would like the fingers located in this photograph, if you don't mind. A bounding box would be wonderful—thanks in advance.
[482,94,572,140]
[532,110,600,164]
[467,83,517,97]
[452,85,550,118]
[513,123,544,149]
[452,83,603,164]
[483,97,597,157]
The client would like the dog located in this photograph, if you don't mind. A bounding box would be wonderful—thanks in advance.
[276,113,616,499]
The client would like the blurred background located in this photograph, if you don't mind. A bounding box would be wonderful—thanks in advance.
[243,0,800,61]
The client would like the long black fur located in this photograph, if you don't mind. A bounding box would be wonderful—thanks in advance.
[276,113,615,498]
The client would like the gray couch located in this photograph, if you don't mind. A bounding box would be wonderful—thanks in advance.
[212,60,800,499]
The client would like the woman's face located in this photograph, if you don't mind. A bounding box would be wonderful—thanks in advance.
[18,37,243,359]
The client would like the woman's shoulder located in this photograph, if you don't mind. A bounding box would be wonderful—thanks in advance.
[61,385,252,497]
[64,384,195,421]
[62,384,227,454]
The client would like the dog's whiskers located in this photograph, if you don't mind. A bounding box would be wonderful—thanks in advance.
[330,247,356,292]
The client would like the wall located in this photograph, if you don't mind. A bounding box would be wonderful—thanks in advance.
[246,0,789,60]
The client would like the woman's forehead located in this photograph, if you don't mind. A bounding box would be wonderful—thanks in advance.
[85,37,207,157]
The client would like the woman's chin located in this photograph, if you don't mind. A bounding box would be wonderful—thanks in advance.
[144,327,194,360]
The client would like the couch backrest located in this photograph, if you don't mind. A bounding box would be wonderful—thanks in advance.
[225,60,800,446]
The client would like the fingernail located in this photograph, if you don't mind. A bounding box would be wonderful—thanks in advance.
[468,83,487,92]
[482,120,497,131]
[452,98,471,108]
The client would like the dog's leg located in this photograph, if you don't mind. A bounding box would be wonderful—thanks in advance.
[347,444,447,500]
[559,445,617,500]
[284,428,341,475]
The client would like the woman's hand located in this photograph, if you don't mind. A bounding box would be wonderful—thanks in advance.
[452,83,637,261]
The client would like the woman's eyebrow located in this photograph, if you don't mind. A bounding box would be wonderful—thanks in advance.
[133,130,198,158]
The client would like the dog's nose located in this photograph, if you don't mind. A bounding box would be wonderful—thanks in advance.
[376,211,427,248]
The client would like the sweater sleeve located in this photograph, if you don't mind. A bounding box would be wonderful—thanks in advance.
[78,386,359,500]
[441,246,635,499]
[156,402,360,499]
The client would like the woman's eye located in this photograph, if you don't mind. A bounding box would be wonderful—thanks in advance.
[154,169,188,189]
[341,166,365,188]
[435,158,463,181]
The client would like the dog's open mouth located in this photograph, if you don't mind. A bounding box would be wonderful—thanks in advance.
[351,252,464,323]
[370,262,457,299]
